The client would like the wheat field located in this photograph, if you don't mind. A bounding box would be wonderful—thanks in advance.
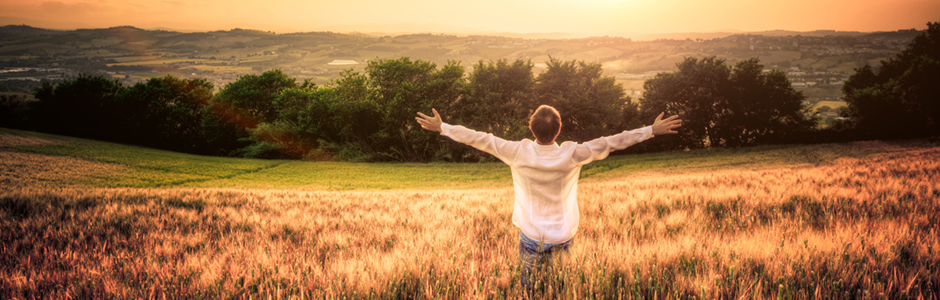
[1,132,939,299]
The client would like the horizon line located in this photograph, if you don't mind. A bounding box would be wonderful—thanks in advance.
[0,21,925,41]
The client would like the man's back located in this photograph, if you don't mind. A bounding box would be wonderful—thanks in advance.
[440,123,653,243]
[417,105,681,296]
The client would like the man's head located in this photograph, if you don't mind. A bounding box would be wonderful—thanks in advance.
[529,105,562,144]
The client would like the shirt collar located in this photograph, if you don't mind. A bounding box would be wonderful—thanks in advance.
[535,142,559,150]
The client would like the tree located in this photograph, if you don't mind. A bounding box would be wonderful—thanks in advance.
[203,69,300,156]
[213,69,299,126]
[535,57,632,142]
[366,57,465,161]
[317,71,383,161]
[641,57,728,149]
[450,59,536,161]
[842,22,940,138]
[719,58,814,146]
[240,72,382,161]
[461,59,535,138]
[114,75,214,153]
[237,85,319,159]
[31,75,125,139]
[641,56,813,150]
[0,94,31,129]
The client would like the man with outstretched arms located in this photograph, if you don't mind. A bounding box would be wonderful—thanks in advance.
[416,104,681,295]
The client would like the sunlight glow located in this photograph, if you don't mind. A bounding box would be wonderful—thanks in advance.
[0,0,936,35]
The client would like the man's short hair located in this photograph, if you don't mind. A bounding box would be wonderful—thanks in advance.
[529,105,562,144]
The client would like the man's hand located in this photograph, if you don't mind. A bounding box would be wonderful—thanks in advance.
[651,112,682,136]
[415,108,443,132]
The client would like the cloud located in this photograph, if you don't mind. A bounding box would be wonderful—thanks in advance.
[39,1,67,11]
[39,1,101,13]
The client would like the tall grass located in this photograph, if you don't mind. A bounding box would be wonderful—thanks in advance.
[1,130,938,298]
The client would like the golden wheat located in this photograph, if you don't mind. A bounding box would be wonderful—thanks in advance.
[1,140,938,299]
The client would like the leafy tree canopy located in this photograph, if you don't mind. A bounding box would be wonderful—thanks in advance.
[31,74,125,139]
[842,22,940,138]
[115,75,214,153]
[535,57,631,142]
[642,56,813,150]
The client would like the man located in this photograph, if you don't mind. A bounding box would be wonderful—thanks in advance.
[415,105,681,295]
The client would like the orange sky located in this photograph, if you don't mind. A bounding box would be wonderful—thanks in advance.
[1,0,938,36]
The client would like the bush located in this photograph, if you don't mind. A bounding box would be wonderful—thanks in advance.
[0,94,32,129]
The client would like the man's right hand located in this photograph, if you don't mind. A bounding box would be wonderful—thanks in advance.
[416,108,443,132]
[651,112,682,136]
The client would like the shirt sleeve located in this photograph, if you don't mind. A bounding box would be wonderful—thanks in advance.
[572,126,653,165]
[440,123,522,164]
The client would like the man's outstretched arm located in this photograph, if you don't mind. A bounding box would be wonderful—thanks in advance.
[415,107,522,163]
[573,112,682,165]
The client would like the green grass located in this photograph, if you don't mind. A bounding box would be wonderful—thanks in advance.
[579,141,897,181]
[1,128,282,187]
[0,128,512,190]
[6,127,935,191]
[6,127,934,192]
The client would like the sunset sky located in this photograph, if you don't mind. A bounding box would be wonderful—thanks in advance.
[1,0,938,36]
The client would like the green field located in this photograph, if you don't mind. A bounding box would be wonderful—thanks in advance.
[812,100,848,111]
[1,127,902,191]
[0,128,513,190]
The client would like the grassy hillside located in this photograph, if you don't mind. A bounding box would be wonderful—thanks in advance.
[2,128,938,299]
[0,128,513,190]
[1,127,914,190]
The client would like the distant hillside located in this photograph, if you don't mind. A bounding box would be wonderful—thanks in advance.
[0,24,67,41]
[0,24,920,105]
[634,29,918,41]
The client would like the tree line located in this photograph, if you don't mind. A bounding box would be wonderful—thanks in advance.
[838,22,940,139]
[2,22,937,162]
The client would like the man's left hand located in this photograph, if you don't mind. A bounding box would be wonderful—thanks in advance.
[416,108,443,132]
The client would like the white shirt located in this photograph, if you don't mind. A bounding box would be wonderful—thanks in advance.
[440,123,653,244]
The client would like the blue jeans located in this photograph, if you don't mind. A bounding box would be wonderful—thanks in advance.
[518,231,572,296]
